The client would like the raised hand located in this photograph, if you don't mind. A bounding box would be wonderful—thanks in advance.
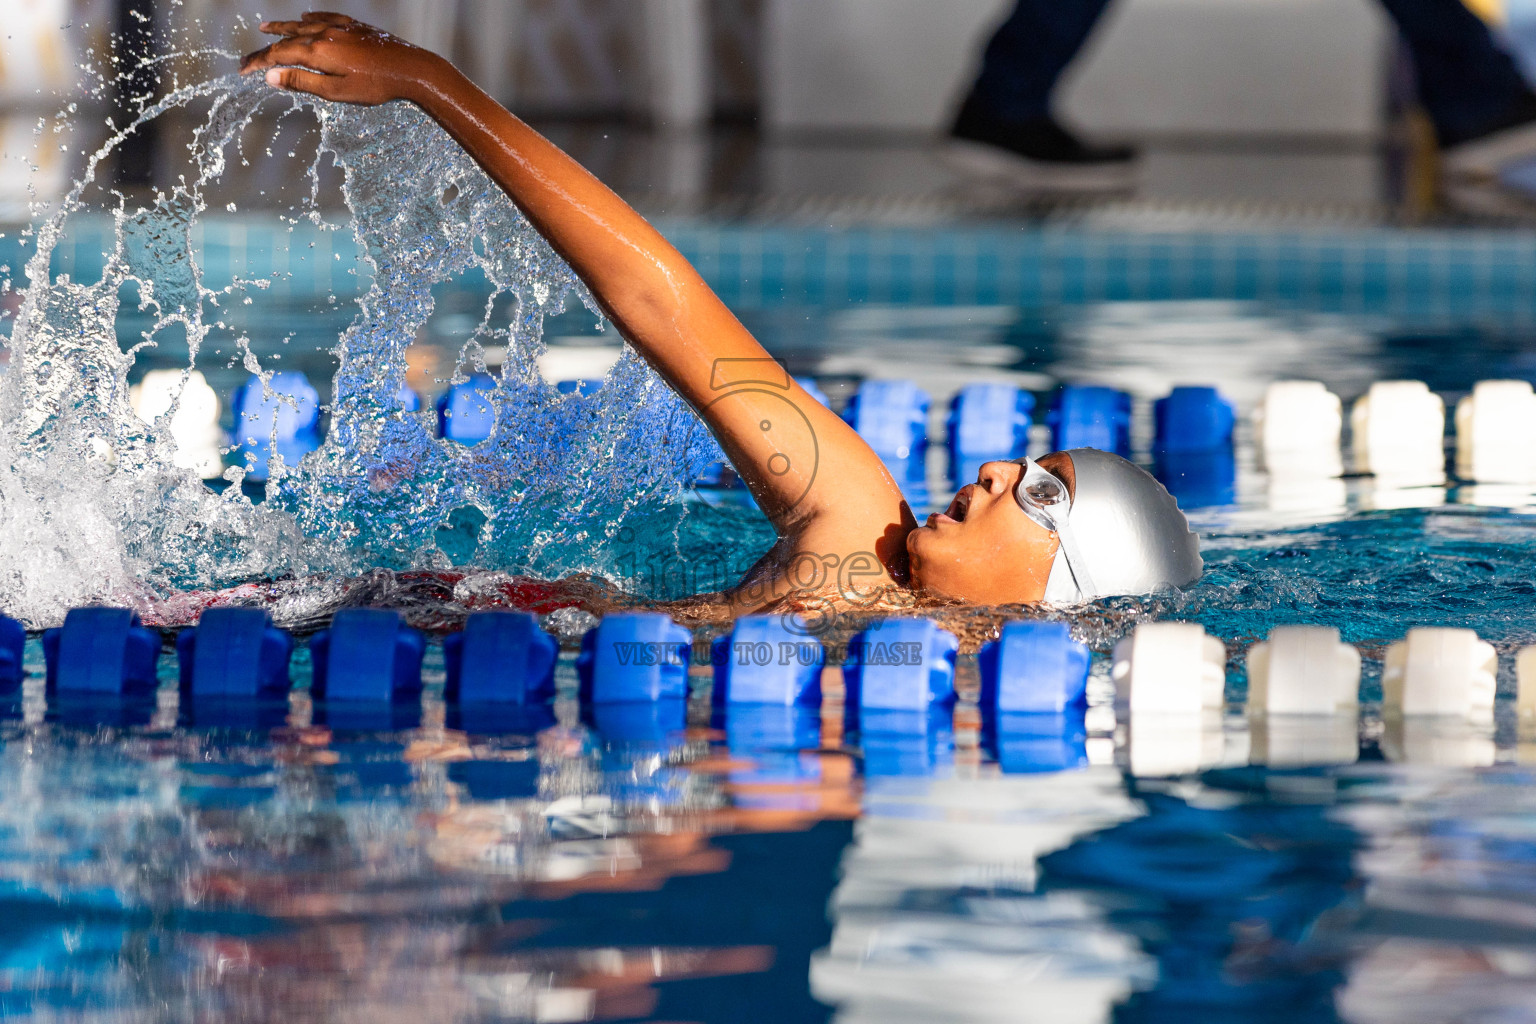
[239,11,451,106]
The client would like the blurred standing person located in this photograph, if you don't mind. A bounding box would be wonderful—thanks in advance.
[950,0,1536,190]
[1380,0,1536,180]
[948,0,1133,188]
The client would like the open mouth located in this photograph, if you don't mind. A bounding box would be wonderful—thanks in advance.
[950,488,972,523]
[927,487,972,528]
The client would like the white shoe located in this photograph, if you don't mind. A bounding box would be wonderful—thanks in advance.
[1443,117,1536,182]
[942,138,1140,193]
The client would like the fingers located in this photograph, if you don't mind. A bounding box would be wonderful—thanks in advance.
[301,11,355,25]
[241,36,327,75]
[258,11,354,35]
[257,20,326,37]
[239,44,272,73]
[263,66,343,100]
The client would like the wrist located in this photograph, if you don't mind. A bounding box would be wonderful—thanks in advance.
[402,51,473,115]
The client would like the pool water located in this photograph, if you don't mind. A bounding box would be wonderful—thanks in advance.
[7,72,1536,1024]
[2,635,1536,1023]
[2,282,1536,1021]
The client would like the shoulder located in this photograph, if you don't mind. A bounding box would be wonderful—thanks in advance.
[724,520,912,614]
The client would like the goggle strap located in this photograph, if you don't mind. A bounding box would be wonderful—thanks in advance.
[1053,519,1097,601]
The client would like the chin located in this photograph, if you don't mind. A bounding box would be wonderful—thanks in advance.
[907,522,1053,605]
[914,576,997,605]
[911,557,1046,606]
[908,557,982,604]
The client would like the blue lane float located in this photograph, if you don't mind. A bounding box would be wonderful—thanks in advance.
[949,453,989,490]
[445,703,557,736]
[1154,386,1235,453]
[1048,385,1131,455]
[309,609,425,702]
[1154,448,1236,509]
[42,608,160,695]
[948,382,1032,459]
[231,370,322,481]
[843,618,958,712]
[590,698,689,746]
[178,761,285,810]
[436,372,498,444]
[0,614,23,690]
[858,708,955,778]
[323,739,416,796]
[397,383,423,412]
[719,704,822,785]
[443,611,558,704]
[179,698,291,732]
[843,379,930,459]
[176,607,292,699]
[695,446,737,488]
[883,452,931,512]
[711,615,824,706]
[577,612,692,703]
[988,710,1089,774]
[978,620,1091,715]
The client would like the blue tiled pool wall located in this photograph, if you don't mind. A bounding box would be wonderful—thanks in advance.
[7,215,1536,318]
[664,222,1536,318]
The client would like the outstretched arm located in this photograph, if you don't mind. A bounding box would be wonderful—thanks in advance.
[242,14,914,576]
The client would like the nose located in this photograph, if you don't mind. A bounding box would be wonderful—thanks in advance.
[976,460,1020,494]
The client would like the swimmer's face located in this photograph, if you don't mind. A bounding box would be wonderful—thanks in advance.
[906,452,1075,604]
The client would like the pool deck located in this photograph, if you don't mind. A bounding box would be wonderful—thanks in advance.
[545,124,1412,226]
[504,119,1536,230]
[23,107,1536,230]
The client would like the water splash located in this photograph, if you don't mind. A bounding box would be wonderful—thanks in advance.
[267,80,721,579]
[0,71,727,626]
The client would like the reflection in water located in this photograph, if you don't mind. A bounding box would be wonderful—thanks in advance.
[0,677,859,1022]
[1251,714,1360,769]
[1121,711,1232,777]
[806,701,1536,1024]
[811,766,1151,1024]
[8,666,1536,1021]
[1335,762,1536,1024]
[1045,776,1362,1024]
[1378,716,1497,768]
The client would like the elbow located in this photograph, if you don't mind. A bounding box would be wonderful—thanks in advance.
[603,274,703,346]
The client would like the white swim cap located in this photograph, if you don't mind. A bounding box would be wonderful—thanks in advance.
[1042,448,1203,603]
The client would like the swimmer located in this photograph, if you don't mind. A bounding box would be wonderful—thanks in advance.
[241,14,1201,611]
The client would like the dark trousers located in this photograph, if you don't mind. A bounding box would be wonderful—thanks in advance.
[968,0,1531,144]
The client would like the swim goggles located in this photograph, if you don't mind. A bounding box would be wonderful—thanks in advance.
[1010,458,1098,599]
